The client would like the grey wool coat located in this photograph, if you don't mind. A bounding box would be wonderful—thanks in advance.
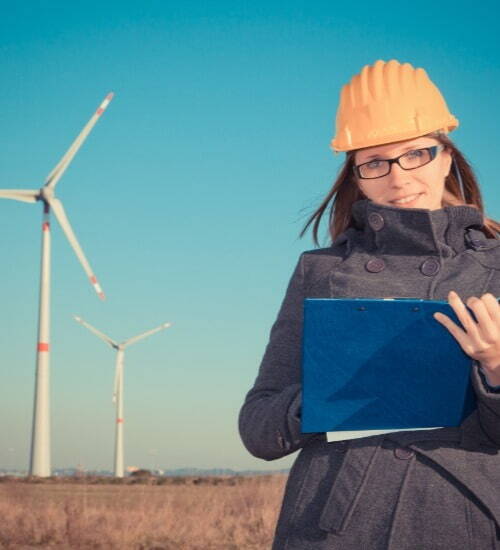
[239,199,500,550]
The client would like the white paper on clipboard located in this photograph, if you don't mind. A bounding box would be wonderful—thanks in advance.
[326,426,443,442]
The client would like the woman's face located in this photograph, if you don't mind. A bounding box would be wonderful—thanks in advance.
[353,136,452,210]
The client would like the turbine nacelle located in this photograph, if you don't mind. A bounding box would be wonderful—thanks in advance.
[39,186,55,202]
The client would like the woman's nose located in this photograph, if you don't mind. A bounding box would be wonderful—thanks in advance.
[387,162,410,187]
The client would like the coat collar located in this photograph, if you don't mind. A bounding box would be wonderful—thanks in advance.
[349,199,485,256]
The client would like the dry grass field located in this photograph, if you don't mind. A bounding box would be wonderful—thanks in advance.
[0,474,287,550]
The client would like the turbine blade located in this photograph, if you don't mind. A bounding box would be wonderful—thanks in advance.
[122,322,172,349]
[73,315,117,347]
[50,197,105,299]
[45,92,114,189]
[0,189,38,203]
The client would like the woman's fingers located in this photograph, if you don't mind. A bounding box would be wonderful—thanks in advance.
[433,311,466,344]
[447,291,481,341]
[434,292,500,367]
[482,293,500,325]
[466,295,498,343]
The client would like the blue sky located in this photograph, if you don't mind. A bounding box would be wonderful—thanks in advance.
[1,1,499,472]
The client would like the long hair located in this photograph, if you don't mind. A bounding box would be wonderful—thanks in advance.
[300,133,500,246]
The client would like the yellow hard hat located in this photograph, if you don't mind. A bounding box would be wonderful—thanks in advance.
[330,59,459,152]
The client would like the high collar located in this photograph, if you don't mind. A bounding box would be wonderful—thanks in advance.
[348,199,485,256]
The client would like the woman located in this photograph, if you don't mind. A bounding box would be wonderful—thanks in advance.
[239,59,500,549]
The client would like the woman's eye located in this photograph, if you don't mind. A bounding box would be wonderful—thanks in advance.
[406,149,424,158]
[366,160,381,169]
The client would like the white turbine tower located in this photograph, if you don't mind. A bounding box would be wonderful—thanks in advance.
[73,316,172,477]
[0,93,113,477]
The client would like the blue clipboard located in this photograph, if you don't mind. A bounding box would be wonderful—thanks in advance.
[301,298,477,434]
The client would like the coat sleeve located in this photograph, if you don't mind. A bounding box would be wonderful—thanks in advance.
[238,254,323,460]
[480,366,500,391]
[471,361,500,446]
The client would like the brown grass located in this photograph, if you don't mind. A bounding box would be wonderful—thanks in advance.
[0,475,287,549]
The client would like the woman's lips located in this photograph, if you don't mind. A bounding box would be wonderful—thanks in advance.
[390,193,422,206]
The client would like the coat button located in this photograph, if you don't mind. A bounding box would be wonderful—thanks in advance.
[365,258,386,273]
[394,447,414,460]
[420,258,440,276]
[368,212,384,231]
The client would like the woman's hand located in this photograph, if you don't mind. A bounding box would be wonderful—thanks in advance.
[433,291,500,386]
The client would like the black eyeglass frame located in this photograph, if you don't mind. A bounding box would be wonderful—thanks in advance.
[353,145,445,180]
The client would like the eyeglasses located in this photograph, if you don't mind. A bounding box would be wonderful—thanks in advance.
[354,145,445,180]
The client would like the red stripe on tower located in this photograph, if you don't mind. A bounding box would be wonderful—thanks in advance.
[42,222,50,231]
[38,343,49,352]
[117,418,124,424]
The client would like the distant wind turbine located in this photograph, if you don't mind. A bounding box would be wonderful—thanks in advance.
[73,316,172,477]
[0,93,113,477]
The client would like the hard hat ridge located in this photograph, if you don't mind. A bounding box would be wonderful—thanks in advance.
[331,59,459,152]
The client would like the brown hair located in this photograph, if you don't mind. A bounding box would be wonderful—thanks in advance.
[300,133,500,246]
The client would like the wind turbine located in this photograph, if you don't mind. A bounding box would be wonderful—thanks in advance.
[73,316,172,477]
[0,93,113,477]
